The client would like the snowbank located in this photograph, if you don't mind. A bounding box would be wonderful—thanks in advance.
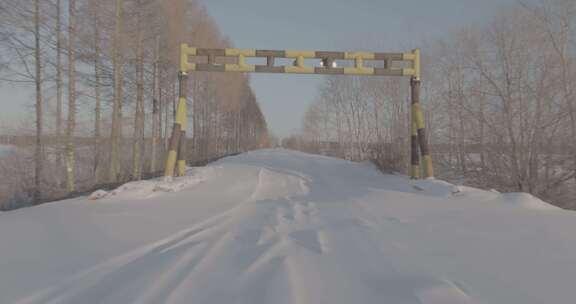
[89,167,214,201]
[497,192,561,210]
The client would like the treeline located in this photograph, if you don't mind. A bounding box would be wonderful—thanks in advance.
[290,0,576,209]
[0,0,269,210]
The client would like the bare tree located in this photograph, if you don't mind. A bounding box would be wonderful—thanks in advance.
[33,0,44,202]
[108,0,124,182]
[55,0,63,170]
[150,35,160,173]
[65,0,77,192]
[90,0,103,184]
[0,0,270,210]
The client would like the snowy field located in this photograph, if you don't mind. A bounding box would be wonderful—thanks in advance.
[1,149,575,304]
[0,144,17,157]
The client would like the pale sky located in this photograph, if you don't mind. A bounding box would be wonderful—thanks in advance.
[0,0,520,136]
[203,0,520,136]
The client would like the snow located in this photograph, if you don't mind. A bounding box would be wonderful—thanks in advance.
[89,167,214,201]
[1,149,576,304]
[0,144,17,157]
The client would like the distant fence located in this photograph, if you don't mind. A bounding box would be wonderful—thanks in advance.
[294,140,574,157]
[0,135,92,146]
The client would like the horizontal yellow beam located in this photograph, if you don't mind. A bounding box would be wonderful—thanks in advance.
[180,44,196,72]
[402,68,417,76]
[225,64,256,72]
[181,44,197,56]
[343,67,374,75]
[284,66,315,74]
[180,45,421,77]
[402,53,416,61]
[345,52,375,60]
[225,48,256,57]
[285,50,316,58]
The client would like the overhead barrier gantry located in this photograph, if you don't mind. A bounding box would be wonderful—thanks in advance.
[164,44,434,180]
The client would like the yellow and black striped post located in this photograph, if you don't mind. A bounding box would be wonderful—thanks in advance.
[409,49,434,179]
[176,72,188,177]
[411,114,421,179]
[164,71,188,181]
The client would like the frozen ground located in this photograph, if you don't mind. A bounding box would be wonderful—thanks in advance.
[1,149,575,304]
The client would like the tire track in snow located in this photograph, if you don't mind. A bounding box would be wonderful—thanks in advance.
[19,189,325,303]
[15,151,476,304]
[15,211,234,304]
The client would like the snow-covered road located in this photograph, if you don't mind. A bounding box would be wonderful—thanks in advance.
[2,149,576,304]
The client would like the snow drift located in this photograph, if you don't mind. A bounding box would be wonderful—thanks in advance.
[1,149,575,304]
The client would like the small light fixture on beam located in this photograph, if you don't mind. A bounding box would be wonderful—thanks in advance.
[320,58,337,68]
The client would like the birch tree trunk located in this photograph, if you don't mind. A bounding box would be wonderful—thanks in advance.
[109,0,123,182]
[55,0,63,172]
[132,22,145,180]
[92,2,102,184]
[150,36,160,173]
[65,0,77,193]
[33,0,43,203]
